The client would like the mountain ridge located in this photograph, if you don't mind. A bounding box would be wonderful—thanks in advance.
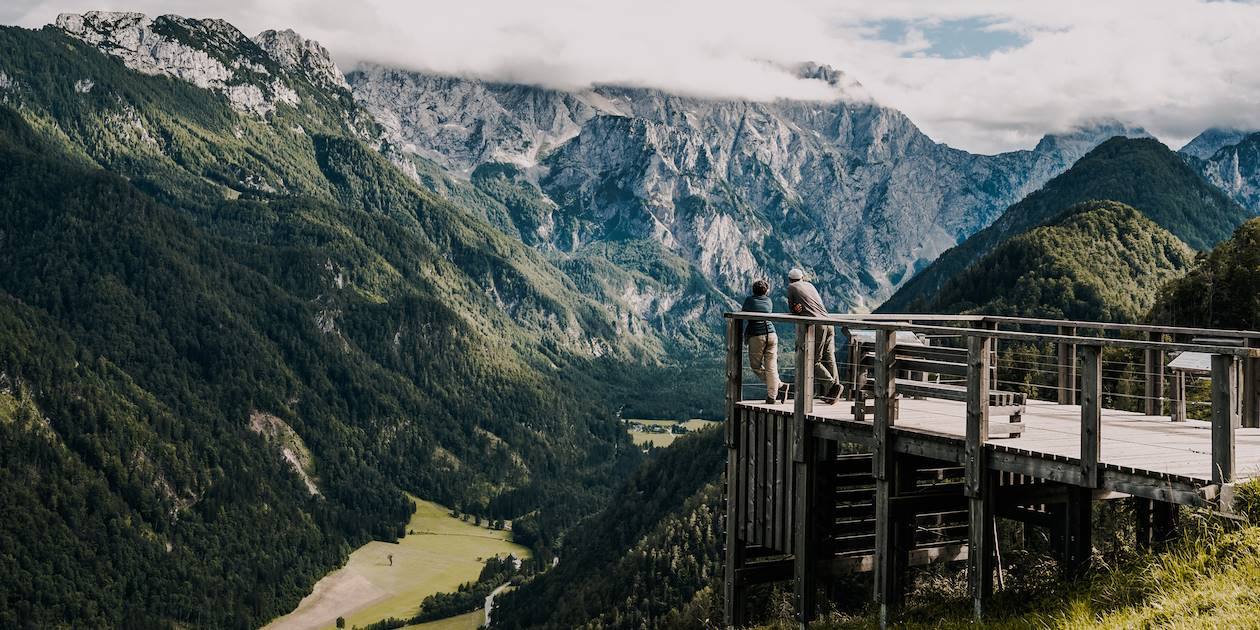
[350,64,1150,314]
[921,200,1195,321]
[881,136,1251,313]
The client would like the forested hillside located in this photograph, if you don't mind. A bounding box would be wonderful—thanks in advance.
[1151,217,1260,329]
[883,137,1250,312]
[924,201,1194,321]
[493,428,727,630]
[0,22,702,627]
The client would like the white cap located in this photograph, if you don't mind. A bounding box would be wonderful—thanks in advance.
[787,268,804,280]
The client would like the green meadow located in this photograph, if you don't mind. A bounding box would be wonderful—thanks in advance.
[265,496,528,630]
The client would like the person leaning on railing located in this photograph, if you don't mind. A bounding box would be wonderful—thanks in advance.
[786,268,843,404]
[742,279,789,404]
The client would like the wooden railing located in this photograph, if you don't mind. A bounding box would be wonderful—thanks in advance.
[724,312,1260,488]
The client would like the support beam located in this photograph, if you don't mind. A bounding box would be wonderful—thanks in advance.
[792,323,818,628]
[1061,487,1093,576]
[724,320,745,627]
[873,330,898,478]
[724,438,746,627]
[1145,333,1166,416]
[968,473,995,622]
[1171,370,1187,422]
[1211,353,1240,486]
[1079,345,1102,488]
[1245,338,1260,429]
[1134,497,1153,550]
[1057,326,1077,405]
[984,320,999,391]
[793,324,815,462]
[965,335,993,622]
[1152,501,1178,544]
[726,319,743,447]
[873,331,906,628]
[792,452,818,627]
[1136,498,1179,549]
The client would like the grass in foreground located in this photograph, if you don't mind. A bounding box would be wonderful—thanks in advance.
[265,496,528,630]
[759,482,1260,629]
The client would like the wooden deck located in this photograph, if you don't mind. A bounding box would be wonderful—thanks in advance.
[721,312,1260,627]
[741,397,1260,494]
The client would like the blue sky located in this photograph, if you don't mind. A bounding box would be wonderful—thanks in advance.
[871,17,1031,59]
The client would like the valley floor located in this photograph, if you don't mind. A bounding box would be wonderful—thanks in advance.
[264,496,528,630]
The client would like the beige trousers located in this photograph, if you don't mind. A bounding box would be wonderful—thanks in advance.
[814,325,838,390]
[748,333,782,399]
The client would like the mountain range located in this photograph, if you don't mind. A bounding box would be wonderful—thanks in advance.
[350,63,1151,315]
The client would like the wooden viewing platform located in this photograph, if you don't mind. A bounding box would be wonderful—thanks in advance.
[721,312,1260,628]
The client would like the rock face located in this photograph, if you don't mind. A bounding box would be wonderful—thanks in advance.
[54,11,357,119]
[350,65,1147,310]
[1189,132,1260,212]
[348,64,605,172]
[252,28,349,91]
[1180,127,1255,160]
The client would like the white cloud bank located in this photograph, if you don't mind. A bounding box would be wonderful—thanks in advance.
[5,0,1260,153]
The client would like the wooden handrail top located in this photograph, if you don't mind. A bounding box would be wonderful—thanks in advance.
[775,311,1260,340]
[723,311,1260,358]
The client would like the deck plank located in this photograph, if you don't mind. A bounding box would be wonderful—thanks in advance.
[738,398,1260,486]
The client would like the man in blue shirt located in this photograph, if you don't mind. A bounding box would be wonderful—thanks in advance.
[742,280,788,403]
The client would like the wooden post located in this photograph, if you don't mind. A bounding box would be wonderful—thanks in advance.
[1211,353,1239,485]
[965,335,993,622]
[1145,332,1166,417]
[1152,501,1177,544]
[724,412,746,627]
[873,330,898,477]
[1062,487,1092,576]
[1057,326,1077,405]
[1079,345,1101,488]
[1171,370,1187,422]
[1244,339,1260,429]
[792,323,817,627]
[872,330,901,626]
[724,319,746,627]
[1134,497,1152,550]
[726,319,744,447]
[984,320,999,391]
[793,324,815,463]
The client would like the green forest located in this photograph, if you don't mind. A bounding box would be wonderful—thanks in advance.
[0,24,716,628]
[925,201,1193,321]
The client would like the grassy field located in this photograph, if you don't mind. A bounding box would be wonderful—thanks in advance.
[264,496,528,630]
[626,419,719,448]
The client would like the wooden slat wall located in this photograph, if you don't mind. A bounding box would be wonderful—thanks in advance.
[731,407,799,554]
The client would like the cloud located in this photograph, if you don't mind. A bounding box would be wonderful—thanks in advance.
[5,0,1260,153]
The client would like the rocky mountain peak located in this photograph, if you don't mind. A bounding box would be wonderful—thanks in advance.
[1179,127,1256,160]
[1032,119,1151,155]
[793,62,847,88]
[56,11,301,117]
[252,28,349,91]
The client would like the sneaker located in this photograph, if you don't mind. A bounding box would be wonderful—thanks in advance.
[821,383,843,404]
[776,384,790,403]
